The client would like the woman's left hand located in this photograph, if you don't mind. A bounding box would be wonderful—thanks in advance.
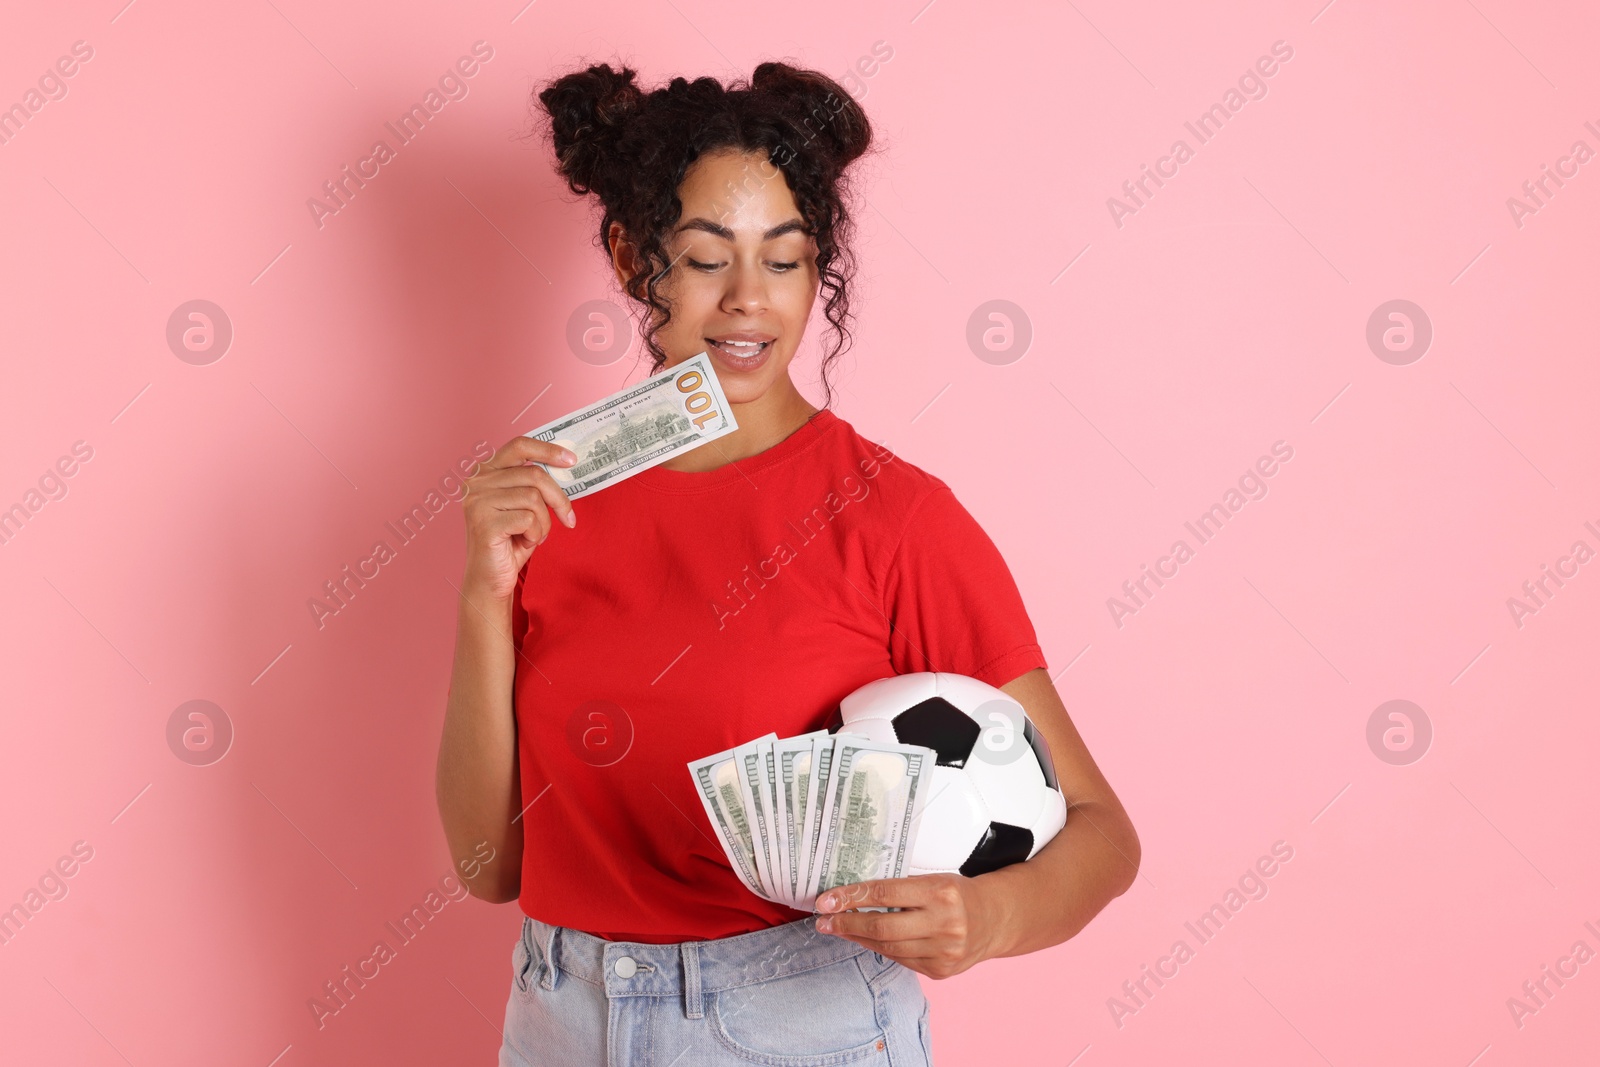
[813,874,1005,979]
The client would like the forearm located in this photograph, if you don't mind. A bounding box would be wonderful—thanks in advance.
[435,586,525,903]
[974,797,1140,959]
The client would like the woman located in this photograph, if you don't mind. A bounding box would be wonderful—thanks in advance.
[436,60,1140,1066]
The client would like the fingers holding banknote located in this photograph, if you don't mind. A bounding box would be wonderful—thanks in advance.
[813,873,1002,980]
[461,436,579,599]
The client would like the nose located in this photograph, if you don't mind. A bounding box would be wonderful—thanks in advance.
[720,260,769,315]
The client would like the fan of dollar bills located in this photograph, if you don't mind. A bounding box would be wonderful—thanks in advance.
[688,729,935,913]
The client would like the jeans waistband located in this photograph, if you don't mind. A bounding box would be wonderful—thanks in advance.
[526,915,873,1020]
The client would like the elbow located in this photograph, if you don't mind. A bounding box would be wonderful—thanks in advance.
[465,847,523,904]
[472,881,521,905]
[1114,813,1141,897]
[436,815,523,905]
[1073,797,1140,898]
[1122,835,1142,897]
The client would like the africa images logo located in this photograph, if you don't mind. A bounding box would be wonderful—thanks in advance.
[305,41,494,230]
[709,442,899,630]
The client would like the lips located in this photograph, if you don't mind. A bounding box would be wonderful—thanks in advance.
[706,337,772,360]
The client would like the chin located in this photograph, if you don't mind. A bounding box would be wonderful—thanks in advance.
[721,379,775,406]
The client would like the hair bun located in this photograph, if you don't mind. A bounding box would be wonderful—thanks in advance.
[537,63,644,197]
[751,62,871,171]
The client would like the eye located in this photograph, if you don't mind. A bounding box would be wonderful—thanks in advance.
[684,258,801,273]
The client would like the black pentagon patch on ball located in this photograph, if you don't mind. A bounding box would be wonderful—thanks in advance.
[1023,717,1060,790]
[960,822,1035,877]
[891,697,981,767]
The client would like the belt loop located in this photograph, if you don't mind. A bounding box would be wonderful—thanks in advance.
[680,941,703,1019]
[541,925,561,991]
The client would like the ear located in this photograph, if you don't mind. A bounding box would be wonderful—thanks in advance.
[608,221,639,288]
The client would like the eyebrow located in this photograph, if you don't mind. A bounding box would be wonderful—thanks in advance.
[673,217,809,242]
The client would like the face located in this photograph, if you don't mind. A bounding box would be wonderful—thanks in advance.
[610,148,819,406]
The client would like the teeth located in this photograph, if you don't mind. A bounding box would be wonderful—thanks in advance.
[713,339,768,357]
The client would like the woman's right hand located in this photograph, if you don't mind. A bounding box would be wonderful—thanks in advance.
[460,436,579,601]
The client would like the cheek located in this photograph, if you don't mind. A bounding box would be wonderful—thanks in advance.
[668,284,724,330]
[777,275,819,325]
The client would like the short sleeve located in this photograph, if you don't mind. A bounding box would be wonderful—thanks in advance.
[880,486,1048,688]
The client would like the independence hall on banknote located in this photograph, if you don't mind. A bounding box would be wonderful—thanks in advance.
[830,773,887,886]
[570,409,693,478]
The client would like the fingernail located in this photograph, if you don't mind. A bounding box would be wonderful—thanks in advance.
[816,916,833,932]
[563,451,577,464]
[819,893,837,912]
[564,510,577,528]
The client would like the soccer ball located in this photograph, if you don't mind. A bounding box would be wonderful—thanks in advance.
[825,672,1068,878]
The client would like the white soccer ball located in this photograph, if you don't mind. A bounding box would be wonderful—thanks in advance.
[827,672,1068,878]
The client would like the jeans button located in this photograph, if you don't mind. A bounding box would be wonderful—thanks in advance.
[613,955,637,978]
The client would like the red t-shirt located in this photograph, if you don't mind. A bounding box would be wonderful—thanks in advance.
[510,407,1048,942]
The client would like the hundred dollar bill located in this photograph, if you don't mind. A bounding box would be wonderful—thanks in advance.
[688,737,775,898]
[736,739,782,909]
[799,732,876,902]
[523,350,737,500]
[775,731,831,908]
[805,737,931,912]
[760,739,792,908]
[799,733,839,903]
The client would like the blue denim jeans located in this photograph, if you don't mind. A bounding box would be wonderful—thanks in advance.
[499,914,934,1066]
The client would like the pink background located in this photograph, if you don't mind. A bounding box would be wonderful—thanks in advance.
[3,0,1597,1064]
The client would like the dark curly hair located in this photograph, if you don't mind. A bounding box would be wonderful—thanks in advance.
[532,61,876,409]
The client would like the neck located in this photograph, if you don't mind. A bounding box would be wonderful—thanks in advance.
[658,374,820,472]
